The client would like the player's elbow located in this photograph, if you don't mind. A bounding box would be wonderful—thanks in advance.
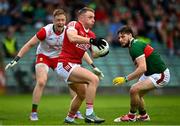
[139,65,147,74]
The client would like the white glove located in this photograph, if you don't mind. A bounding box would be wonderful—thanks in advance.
[5,56,20,70]
[92,67,104,80]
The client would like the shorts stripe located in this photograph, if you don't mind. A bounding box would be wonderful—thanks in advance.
[156,72,165,84]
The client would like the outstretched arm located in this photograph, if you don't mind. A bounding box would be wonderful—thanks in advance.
[113,55,147,85]
[5,35,39,70]
[17,35,39,58]
[127,55,147,81]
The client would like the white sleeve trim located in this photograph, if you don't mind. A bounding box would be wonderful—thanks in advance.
[67,27,77,33]
[135,54,145,60]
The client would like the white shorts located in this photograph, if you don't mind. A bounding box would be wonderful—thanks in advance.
[139,68,170,88]
[56,62,80,83]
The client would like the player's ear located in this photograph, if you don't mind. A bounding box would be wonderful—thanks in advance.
[128,34,132,40]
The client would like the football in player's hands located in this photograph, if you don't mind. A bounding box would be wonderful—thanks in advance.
[92,39,109,58]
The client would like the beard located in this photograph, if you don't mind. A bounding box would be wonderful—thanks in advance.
[120,39,130,48]
[88,24,93,29]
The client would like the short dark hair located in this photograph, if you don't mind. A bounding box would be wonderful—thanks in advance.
[78,7,94,16]
[117,26,134,37]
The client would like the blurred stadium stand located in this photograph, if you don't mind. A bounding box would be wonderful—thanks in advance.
[0,0,179,94]
[1,27,179,92]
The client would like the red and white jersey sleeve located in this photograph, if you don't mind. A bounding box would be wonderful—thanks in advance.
[36,24,66,58]
[59,21,95,64]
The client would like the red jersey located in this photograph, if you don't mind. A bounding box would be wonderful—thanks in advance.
[59,21,95,64]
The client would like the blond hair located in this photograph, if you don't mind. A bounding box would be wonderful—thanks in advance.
[53,9,66,17]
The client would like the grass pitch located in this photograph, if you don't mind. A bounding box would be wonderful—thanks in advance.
[0,94,180,125]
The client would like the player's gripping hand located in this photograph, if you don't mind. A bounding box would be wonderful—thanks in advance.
[113,76,128,85]
[92,67,104,80]
[5,56,20,70]
[90,38,106,50]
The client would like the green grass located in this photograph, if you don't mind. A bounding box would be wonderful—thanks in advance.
[0,94,180,125]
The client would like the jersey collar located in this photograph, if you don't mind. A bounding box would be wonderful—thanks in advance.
[78,21,89,33]
[129,37,135,47]
[52,25,65,35]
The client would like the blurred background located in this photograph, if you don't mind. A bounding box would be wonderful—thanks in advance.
[0,0,180,95]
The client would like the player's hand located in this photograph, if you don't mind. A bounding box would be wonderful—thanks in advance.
[113,76,128,85]
[90,38,106,50]
[5,56,20,70]
[92,67,104,80]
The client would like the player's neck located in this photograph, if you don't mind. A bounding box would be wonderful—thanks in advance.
[79,21,89,32]
[53,25,64,35]
[130,37,134,42]
[129,37,134,47]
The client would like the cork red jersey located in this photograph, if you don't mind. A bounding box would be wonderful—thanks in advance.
[59,21,95,64]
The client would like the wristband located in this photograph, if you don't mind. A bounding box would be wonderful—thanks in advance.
[125,76,128,82]
[90,63,96,68]
[14,56,20,62]
[89,38,95,44]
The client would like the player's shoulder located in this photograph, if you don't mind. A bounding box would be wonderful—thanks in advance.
[67,21,78,27]
[130,39,146,52]
[43,23,53,31]
[132,39,146,47]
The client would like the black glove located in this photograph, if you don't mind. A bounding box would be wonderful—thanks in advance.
[90,38,106,50]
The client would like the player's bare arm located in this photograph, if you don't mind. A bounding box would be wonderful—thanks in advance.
[66,29,90,44]
[127,55,147,81]
[5,35,39,70]
[17,35,39,58]
[83,52,104,79]
[66,28,106,49]
[83,52,93,65]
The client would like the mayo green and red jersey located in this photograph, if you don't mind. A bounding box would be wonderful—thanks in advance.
[129,39,167,76]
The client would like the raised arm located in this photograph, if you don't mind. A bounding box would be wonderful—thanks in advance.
[17,35,39,58]
[5,35,39,70]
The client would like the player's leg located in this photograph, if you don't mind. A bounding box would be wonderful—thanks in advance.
[138,93,146,115]
[130,79,155,113]
[68,87,84,119]
[130,79,154,122]
[30,63,49,121]
[69,86,76,99]
[56,62,105,124]
[114,78,154,122]
[136,93,151,121]
[68,66,105,123]
[137,69,170,121]
[65,83,86,123]
[137,75,152,116]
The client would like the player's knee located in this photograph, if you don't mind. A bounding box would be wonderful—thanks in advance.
[130,86,139,95]
[37,79,47,88]
[78,93,85,101]
[91,75,99,87]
